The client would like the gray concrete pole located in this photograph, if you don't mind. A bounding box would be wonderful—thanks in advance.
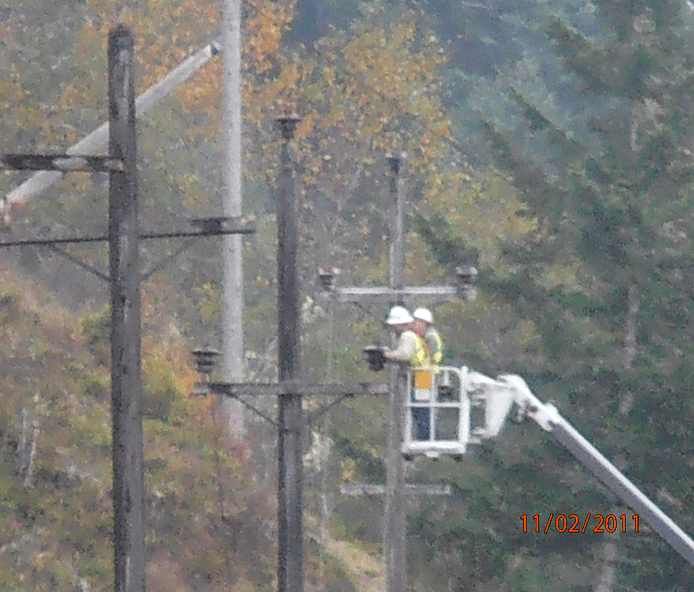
[220,0,246,434]
[276,115,304,592]
[108,25,145,592]
[384,154,408,592]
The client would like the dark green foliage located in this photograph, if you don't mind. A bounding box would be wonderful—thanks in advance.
[412,0,694,589]
[483,1,694,589]
[7,0,694,589]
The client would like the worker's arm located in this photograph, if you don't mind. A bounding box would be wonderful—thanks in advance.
[384,332,416,363]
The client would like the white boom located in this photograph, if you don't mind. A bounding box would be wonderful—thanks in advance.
[496,374,694,566]
[403,366,694,566]
[2,39,221,223]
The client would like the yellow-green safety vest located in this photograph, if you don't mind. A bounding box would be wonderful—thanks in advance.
[402,330,430,367]
[425,327,444,365]
[405,331,433,398]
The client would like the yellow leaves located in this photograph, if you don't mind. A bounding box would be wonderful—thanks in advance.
[340,457,357,482]
[421,167,538,269]
[193,281,220,325]
[231,578,258,592]
[174,171,206,210]
[323,65,337,88]
[0,75,28,108]
[245,3,461,216]
[0,267,277,589]
[245,0,297,74]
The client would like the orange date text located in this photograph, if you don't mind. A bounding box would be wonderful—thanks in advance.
[520,513,639,534]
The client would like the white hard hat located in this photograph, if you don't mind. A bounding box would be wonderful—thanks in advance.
[413,307,433,323]
[386,305,413,325]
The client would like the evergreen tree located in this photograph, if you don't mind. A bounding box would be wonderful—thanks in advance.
[494,1,694,589]
[419,0,694,589]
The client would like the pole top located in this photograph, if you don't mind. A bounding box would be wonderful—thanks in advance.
[109,24,134,48]
[275,114,301,140]
[387,152,406,174]
[191,347,221,375]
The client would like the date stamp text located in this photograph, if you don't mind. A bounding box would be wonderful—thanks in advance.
[520,513,640,534]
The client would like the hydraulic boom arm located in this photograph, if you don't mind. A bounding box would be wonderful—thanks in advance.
[398,365,694,564]
[495,374,694,566]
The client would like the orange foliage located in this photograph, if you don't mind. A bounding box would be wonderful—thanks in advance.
[148,552,196,592]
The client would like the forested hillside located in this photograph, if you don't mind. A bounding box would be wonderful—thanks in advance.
[2,0,694,590]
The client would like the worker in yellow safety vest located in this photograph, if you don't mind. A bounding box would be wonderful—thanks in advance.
[413,306,454,398]
[382,305,433,441]
[412,307,444,366]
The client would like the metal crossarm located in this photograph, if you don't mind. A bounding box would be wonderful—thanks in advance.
[0,153,124,172]
[0,216,255,247]
[333,285,459,303]
[208,381,388,398]
[340,483,451,496]
[201,382,387,429]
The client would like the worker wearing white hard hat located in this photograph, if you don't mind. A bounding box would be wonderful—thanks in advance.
[385,305,414,326]
[413,307,444,365]
[413,307,433,324]
[383,306,430,367]
[383,306,434,442]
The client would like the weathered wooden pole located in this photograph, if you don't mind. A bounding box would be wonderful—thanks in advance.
[276,114,303,592]
[108,25,145,592]
[384,153,407,592]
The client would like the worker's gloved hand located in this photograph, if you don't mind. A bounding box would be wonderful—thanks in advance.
[363,346,386,371]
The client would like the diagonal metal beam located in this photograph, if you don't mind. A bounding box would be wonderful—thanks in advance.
[45,244,110,282]
[304,393,358,425]
[3,39,222,218]
[140,238,197,281]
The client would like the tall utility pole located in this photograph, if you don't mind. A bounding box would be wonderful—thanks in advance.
[107,27,145,592]
[1,25,257,592]
[384,154,407,592]
[319,154,473,591]
[220,0,245,433]
[276,114,304,592]
[195,115,390,592]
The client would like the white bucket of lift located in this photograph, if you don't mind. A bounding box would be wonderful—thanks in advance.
[403,366,469,458]
[461,369,515,438]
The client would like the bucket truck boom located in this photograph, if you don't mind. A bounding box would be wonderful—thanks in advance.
[401,366,694,566]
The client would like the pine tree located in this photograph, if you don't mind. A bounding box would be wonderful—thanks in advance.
[417,0,694,589]
[482,1,694,589]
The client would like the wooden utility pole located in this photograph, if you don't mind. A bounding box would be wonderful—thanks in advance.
[197,116,387,592]
[107,25,145,592]
[319,154,473,591]
[1,26,256,592]
[276,114,304,592]
[384,154,407,592]
[220,0,246,434]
